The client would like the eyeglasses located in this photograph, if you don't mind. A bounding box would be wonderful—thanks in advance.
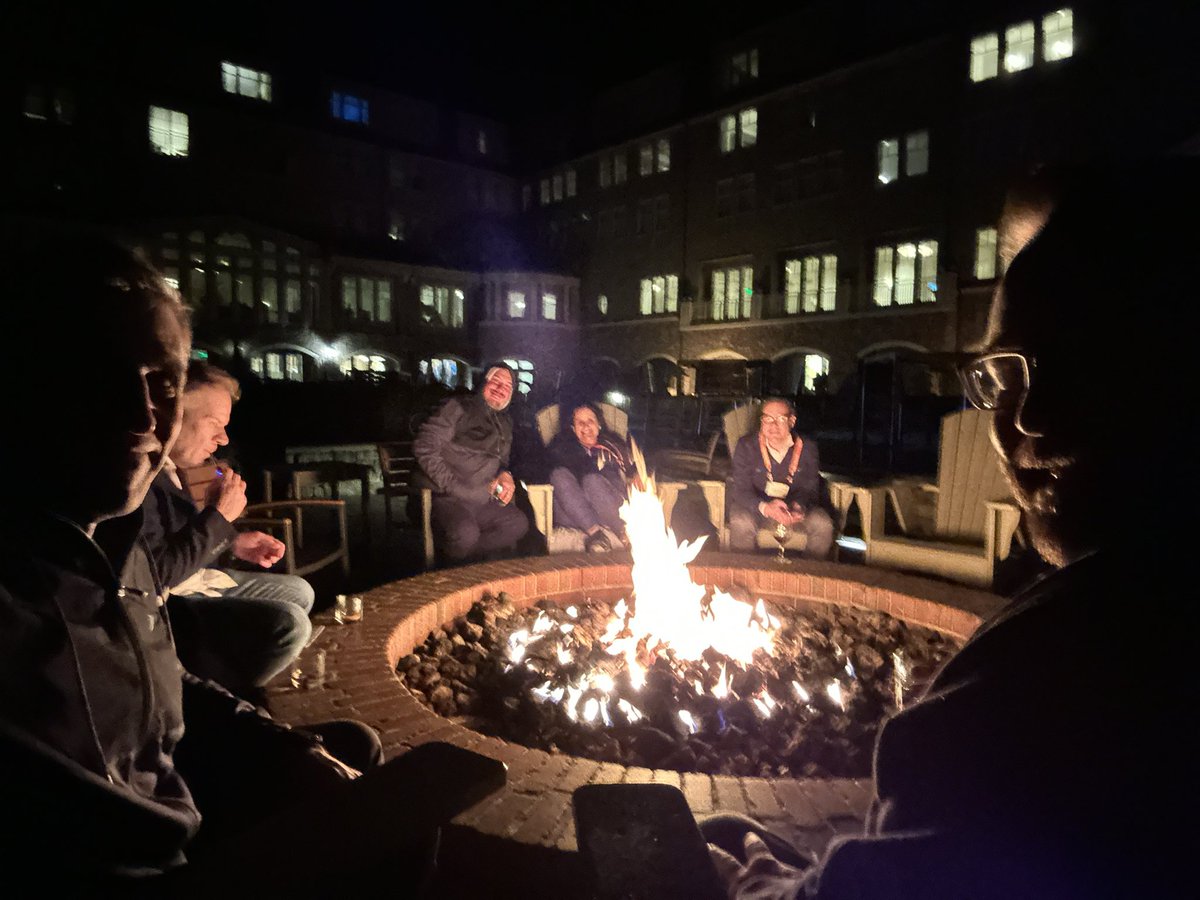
[760,414,794,426]
[957,352,1036,412]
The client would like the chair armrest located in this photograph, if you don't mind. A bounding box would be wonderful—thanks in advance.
[243,499,348,514]
[695,479,726,550]
[526,483,553,538]
[842,486,890,542]
[984,500,1023,561]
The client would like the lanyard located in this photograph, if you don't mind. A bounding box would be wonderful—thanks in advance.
[759,432,803,486]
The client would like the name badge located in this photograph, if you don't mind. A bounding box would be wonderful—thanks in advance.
[765,481,789,499]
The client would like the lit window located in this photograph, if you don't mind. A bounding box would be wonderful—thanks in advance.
[1004,21,1036,72]
[802,354,830,394]
[639,143,653,176]
[873,240,938,306]
[599,156,612,188]
[541,292,558,321]
[974,227,998,280]
[613,152,627,184]
[419,284,465,327]
[905,131,929,176]
[507,290,527,319]
[638,274,679,316]
[250,357,264,377]
[739,108,758,147]
[877,139,899,184]
[565,169,577,198]
[220,62,272,101]
[330,91,369,124]
[970,33,999,81]
[266,352,284,380]
[709,265,754,321]
[540,179,550,205]
[552,174,564,201]
[478,130,489,155]
[149,106,189,157]
[783,254,837,314]
[656,138,670,173]
[597,294,608,316]
[1043,8,1074,61]
[720,115,737,154]
[285,353,303,382]
[340,275,391,322]
[502,358,535,395]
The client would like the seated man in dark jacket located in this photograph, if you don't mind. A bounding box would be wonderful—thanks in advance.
[143,360,312,698]
[547,402,635,552]
[705,169,1196,898]
[413,365,529,562]
[727,397,834,559]
[0,237,390,894]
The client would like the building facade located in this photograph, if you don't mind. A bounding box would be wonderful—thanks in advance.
[6,0,1196,412]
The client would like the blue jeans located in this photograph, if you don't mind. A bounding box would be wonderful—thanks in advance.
[169,570,314,694]
[551,467,625,533]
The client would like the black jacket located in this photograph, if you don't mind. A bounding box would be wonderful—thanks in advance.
[788,550,1195,898]
[729,431,830,516]
[141,469,238,589]
[0,509,341,891]
[547,429,631,482]
[413,395,513,504]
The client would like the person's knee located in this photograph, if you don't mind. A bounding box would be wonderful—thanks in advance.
[803,508,834,558]
[550,467,580,493]
[277,575,315,613]
[502,506,530,542]
[729,508,758,550]
[274,603,312,657]
[439,516,481,558]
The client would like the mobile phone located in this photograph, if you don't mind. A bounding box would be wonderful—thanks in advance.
[574,783,726,900]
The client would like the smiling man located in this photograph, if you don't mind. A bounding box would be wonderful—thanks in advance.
[414,364,529,563]
[140,360,314,699]
[705,167,1196,898]
[728,397,834,558]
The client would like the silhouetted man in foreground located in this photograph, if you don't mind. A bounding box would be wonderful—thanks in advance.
[705,167,1197,897]
[0,237,398,894]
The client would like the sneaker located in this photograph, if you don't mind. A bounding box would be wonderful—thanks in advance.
[585,530,613,553]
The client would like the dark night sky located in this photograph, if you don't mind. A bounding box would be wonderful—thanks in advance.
[11,0,802,119]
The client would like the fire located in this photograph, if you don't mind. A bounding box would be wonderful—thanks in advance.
[617,440,778,664]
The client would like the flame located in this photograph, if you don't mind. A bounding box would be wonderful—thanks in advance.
[532,611,552,634]
[617,699,644,722]
[792,681,810,703]
[582,697,600,723]
[508,629,530,663]
[592,672,615,693]
[617,440,778,664]
[678,710,699,734]
[712,663,730,699]
[556,647,572,665]
[566,606,578,618]
[826,681,845,709]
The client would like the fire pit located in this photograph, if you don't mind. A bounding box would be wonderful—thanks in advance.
[396,472,958,780]
[268,474,1005,866]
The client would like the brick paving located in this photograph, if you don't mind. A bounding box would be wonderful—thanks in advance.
[267,553,1003,876]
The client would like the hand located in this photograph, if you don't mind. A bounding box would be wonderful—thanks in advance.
[787,503,807,525]
[708,833,807,900]
[761,500,794,526]
[232,531,286,568]
[204,467,247,522]
[491,471,516,505]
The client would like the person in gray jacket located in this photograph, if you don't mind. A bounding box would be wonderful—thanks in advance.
[413,365,529,562]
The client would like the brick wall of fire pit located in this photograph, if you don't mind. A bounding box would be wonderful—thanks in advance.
[268,554,1004,857]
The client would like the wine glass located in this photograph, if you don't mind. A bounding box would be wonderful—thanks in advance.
[772,521,791,564]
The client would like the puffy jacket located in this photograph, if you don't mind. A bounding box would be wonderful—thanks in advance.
[414,395,513,504]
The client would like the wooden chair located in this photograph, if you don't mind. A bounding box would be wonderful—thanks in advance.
[840,408,1022,588]
[179,463,351,579]
[377,441,419,532]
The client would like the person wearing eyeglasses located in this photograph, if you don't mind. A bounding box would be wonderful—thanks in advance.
[707,166,1195,898]
[727,397,834,558]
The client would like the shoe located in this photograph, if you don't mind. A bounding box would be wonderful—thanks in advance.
[584,530,612,553]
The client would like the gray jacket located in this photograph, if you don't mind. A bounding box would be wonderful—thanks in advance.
[414,395,513,505]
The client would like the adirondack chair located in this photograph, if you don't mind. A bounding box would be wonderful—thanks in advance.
[841,408,1022,588]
